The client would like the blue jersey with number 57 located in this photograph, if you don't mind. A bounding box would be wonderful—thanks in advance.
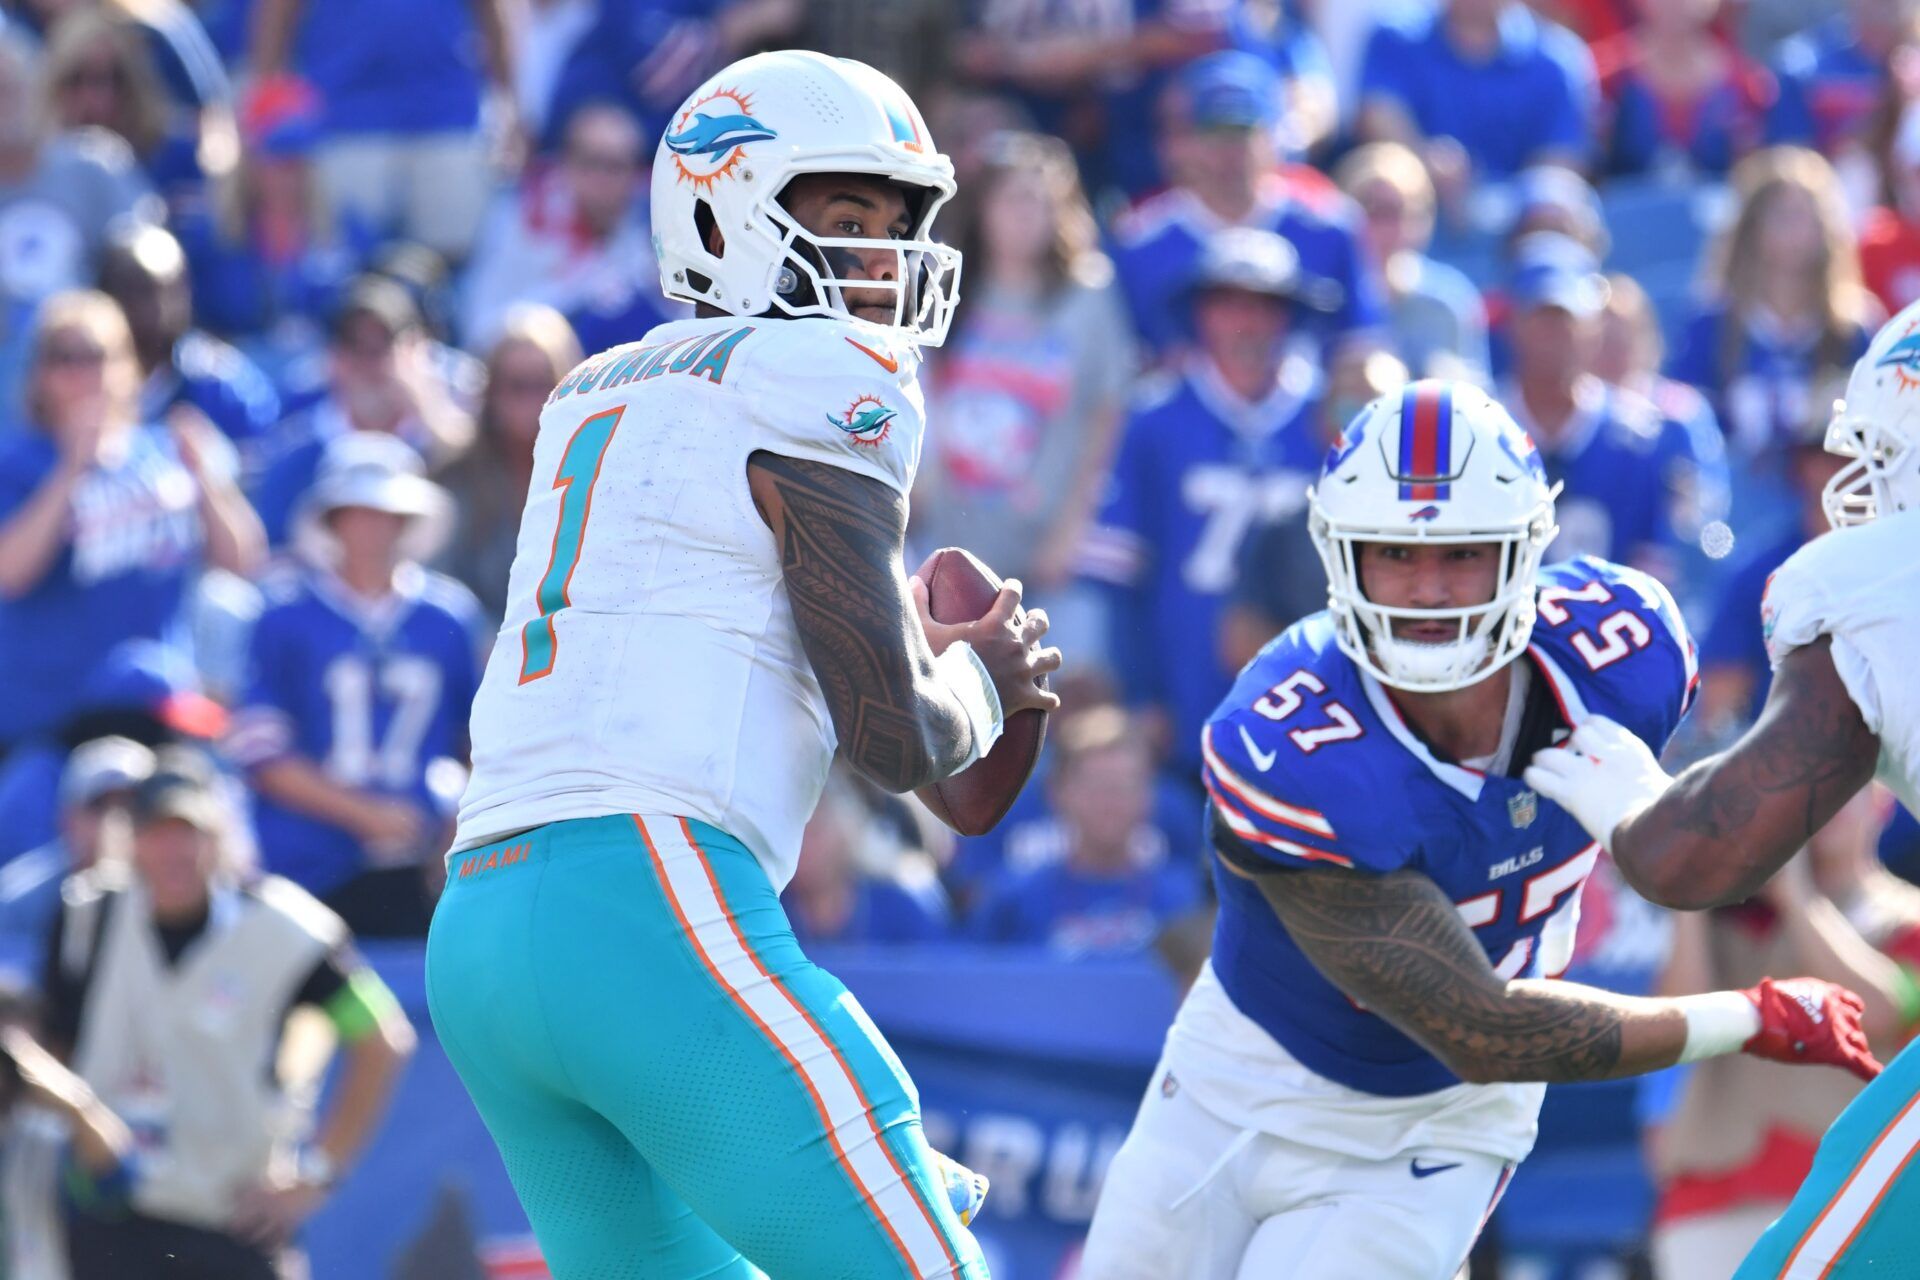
[227,566,482,896]
[1200,556,1697,1097]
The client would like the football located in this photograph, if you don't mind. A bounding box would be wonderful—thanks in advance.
[913,547,1050,837]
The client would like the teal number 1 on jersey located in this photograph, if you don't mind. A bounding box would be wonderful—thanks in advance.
[520,407,624,683]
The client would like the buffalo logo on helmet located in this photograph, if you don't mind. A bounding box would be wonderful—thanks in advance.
[1495,418,1546,481]
[1407,504,1442,522]
[1874,320,1920,393]
[665,87,777,191]
[829,394,897,447]
[1323,420,1367,476]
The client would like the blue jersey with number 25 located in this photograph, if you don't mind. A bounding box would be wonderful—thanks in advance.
[1200,556,1696,1097]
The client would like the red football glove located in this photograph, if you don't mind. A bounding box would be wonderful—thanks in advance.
[1741,977,1884,1082]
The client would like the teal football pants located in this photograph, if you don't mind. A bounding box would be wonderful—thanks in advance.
[1735,1035,1920,1278]
[425,814,987,1279]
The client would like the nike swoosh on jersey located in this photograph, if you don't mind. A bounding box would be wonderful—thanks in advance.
[1238,724,1279,773]
[845,337,899,373]
[1409,1159,1462,1179]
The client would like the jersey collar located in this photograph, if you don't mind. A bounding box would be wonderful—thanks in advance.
[1356,668,1488,801]
[1188,351,1319,439]
[307,561,425,638]
[1358,645,1589,801]
[1500,375,1606,463]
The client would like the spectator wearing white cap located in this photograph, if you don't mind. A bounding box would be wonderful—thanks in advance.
[42,750,415,1280]
[0,736,152,992]
[226,433,482,938]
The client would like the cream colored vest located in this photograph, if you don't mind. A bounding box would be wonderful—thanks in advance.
[65,873,343,1228]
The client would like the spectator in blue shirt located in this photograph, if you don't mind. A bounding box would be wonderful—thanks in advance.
[1499,233,1728,593]
[968,706,1200,958]
[250,277,476,546]
[783,770,953,947]
[247,0,517,261]
[460,102,674,351]
[227,433,481,937]
[0,292,262,751]
[1336,140,1490,382]
[0,735,151,990]
[175,75,377,373]
[1767,0,1908,163]
[1357,0,1597,206]
[99,223,280,479]
[1081,228,1330,782]
[1109,51,1384,364]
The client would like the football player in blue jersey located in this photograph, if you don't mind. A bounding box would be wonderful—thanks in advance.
[1081,380,1879,1279]
[1079,227,1330,784]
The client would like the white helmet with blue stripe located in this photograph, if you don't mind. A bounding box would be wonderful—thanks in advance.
[1824,297,1920,527]
[650,49,962,346]
[1308,380,1561,692]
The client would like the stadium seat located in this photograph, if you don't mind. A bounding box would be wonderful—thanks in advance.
[1600,177,1730,282]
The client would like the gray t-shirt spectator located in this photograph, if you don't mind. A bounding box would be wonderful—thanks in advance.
[914,278,1136,580]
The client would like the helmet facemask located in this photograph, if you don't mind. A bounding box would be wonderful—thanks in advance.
[760,185,962,340]
[676,165,961,345]
[1822,402,1920,529]
[1310,500,1560,694]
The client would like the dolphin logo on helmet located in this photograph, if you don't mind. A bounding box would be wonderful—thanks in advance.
[664,112,778,161]
[650,52,963,346]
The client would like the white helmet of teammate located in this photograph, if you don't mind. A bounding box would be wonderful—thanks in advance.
[1823,297,1920,527]
[650,50,961,346]
[1309,381,1561,693]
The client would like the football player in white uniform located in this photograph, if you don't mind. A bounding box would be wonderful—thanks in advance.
[1526,298,1920,1277]
[426,51,1056,1279]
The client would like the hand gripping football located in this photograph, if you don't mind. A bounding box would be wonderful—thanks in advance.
[913,548,1049,836]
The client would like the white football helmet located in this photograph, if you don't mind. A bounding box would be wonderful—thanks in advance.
[1309,381,1561,693]
[1823,297,1920,528]
[650,50,961,346]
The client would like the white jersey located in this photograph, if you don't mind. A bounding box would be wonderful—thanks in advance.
[1763,507,1920,817]
[456,315,925,886]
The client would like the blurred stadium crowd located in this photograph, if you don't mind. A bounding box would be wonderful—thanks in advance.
[5,0,1920,1276]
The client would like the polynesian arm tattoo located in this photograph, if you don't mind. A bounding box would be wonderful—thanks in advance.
[1235,855,1690,1083]
[1612,637,1880,910]
[746,450,972,791]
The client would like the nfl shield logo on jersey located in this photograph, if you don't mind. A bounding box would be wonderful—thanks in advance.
[1508,790,1538,828]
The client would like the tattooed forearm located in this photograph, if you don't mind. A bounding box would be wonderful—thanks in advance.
[747,451,970,792]
[1246,859,1687,1084]
[1612,638,1879,909]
